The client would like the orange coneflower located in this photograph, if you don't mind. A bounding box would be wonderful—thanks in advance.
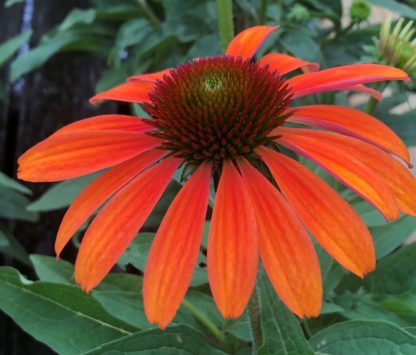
[18,25,415,328]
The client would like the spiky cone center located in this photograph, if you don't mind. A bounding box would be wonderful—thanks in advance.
[144,56,293,164]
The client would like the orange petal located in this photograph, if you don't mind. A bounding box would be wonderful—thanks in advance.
[258,52,319,75]
[207,161,258,319]
[18,131,161,182]
[276,128,400,221]
[287,105,410,165]
[288,64,410,98]
[89,81,155,105]
[258,147,375,277]
[238,158,322,318]
[55,149,167,256]
[127,68,171,82]
[143,162,211,329]
[75,157,182,292]
[53,114,154,136]
[226,25,278,60]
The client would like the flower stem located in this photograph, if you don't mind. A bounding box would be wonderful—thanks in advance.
[216,0,234,53]
[136,0,161,27]
[181,298,227,344]
[247,286,263,353]
[366,82,387,115]
[259,0,268,24]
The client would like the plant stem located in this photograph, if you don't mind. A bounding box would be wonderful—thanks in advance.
[366,82,387,115]
[259,0,268,24]
[216,0,234,53]
[247,287,263,353]
[137,0,161,27]
[182,298,227,344]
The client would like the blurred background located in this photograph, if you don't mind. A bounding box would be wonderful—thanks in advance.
[1,0,416,354]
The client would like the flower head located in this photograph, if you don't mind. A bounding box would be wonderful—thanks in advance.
[371,16,416,75]
[18,25,415,328]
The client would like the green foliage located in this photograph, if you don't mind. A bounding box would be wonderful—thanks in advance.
[1,0,416,353]
[310,320,416,354]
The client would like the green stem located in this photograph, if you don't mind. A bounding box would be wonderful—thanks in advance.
[137,0,161,27]
[181,298,227,344]
[366,82,387,115]
[259,0,268,24]
[247,287,263,353]
[216,0,234,53]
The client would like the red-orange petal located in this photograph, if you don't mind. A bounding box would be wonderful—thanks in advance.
[74,157,182,292]
[288,64,409,98]
[55,149,167,256]
[17,131,161,182]
[276,128,400,221]
[238,158,322,318]
[53,114,154,136]
[127,68,171,82]
[258,52,319,75]
[287,105,410,165]
[226,25,278,60]
[341,144,416,216]
[258,147,375,277]
[143,162,211,329]
[207,161,258,319]
[89,81,155,105]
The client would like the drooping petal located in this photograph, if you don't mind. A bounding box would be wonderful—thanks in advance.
[258,52,319,75]
[207,161,258,319]
[75,157,182,292]
[18,131,161,182]
[275,128,400,221]
[127,68,172,82]
[258,147,375,277]
[143,162,211,329]
[287,105,410,165]
[53,114,154,136]
[89,81,155,105]
[238,158,322,318]
[55,149,167,256]
[288,64,409,98]
[226,25,278,60]
[346,84,383,100]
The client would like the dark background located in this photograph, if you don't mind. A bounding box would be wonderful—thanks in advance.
[0,1,116,353]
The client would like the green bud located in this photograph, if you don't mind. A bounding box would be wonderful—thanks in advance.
[350,0,371,22]
[287,4,310,22]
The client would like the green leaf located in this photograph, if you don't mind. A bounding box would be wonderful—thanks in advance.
[279,28,323,63]
[369,0,416,19]
[31,254,74,284]
[0,171,31,195]
[0,30,32,67]
[377,109,416,147]
[310,320,416,354]
[27,173,99,212]
[84,325,226,354]
[0,267,139,354]
[257,270,314,355]
[352,200,386,226]
[0,185,38,221]
[381,293,416,317]
[365,243,416,295]
[11,31,87,82]
[0,226,30,265]
[372,216,416,259]
[59,9,97,31]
